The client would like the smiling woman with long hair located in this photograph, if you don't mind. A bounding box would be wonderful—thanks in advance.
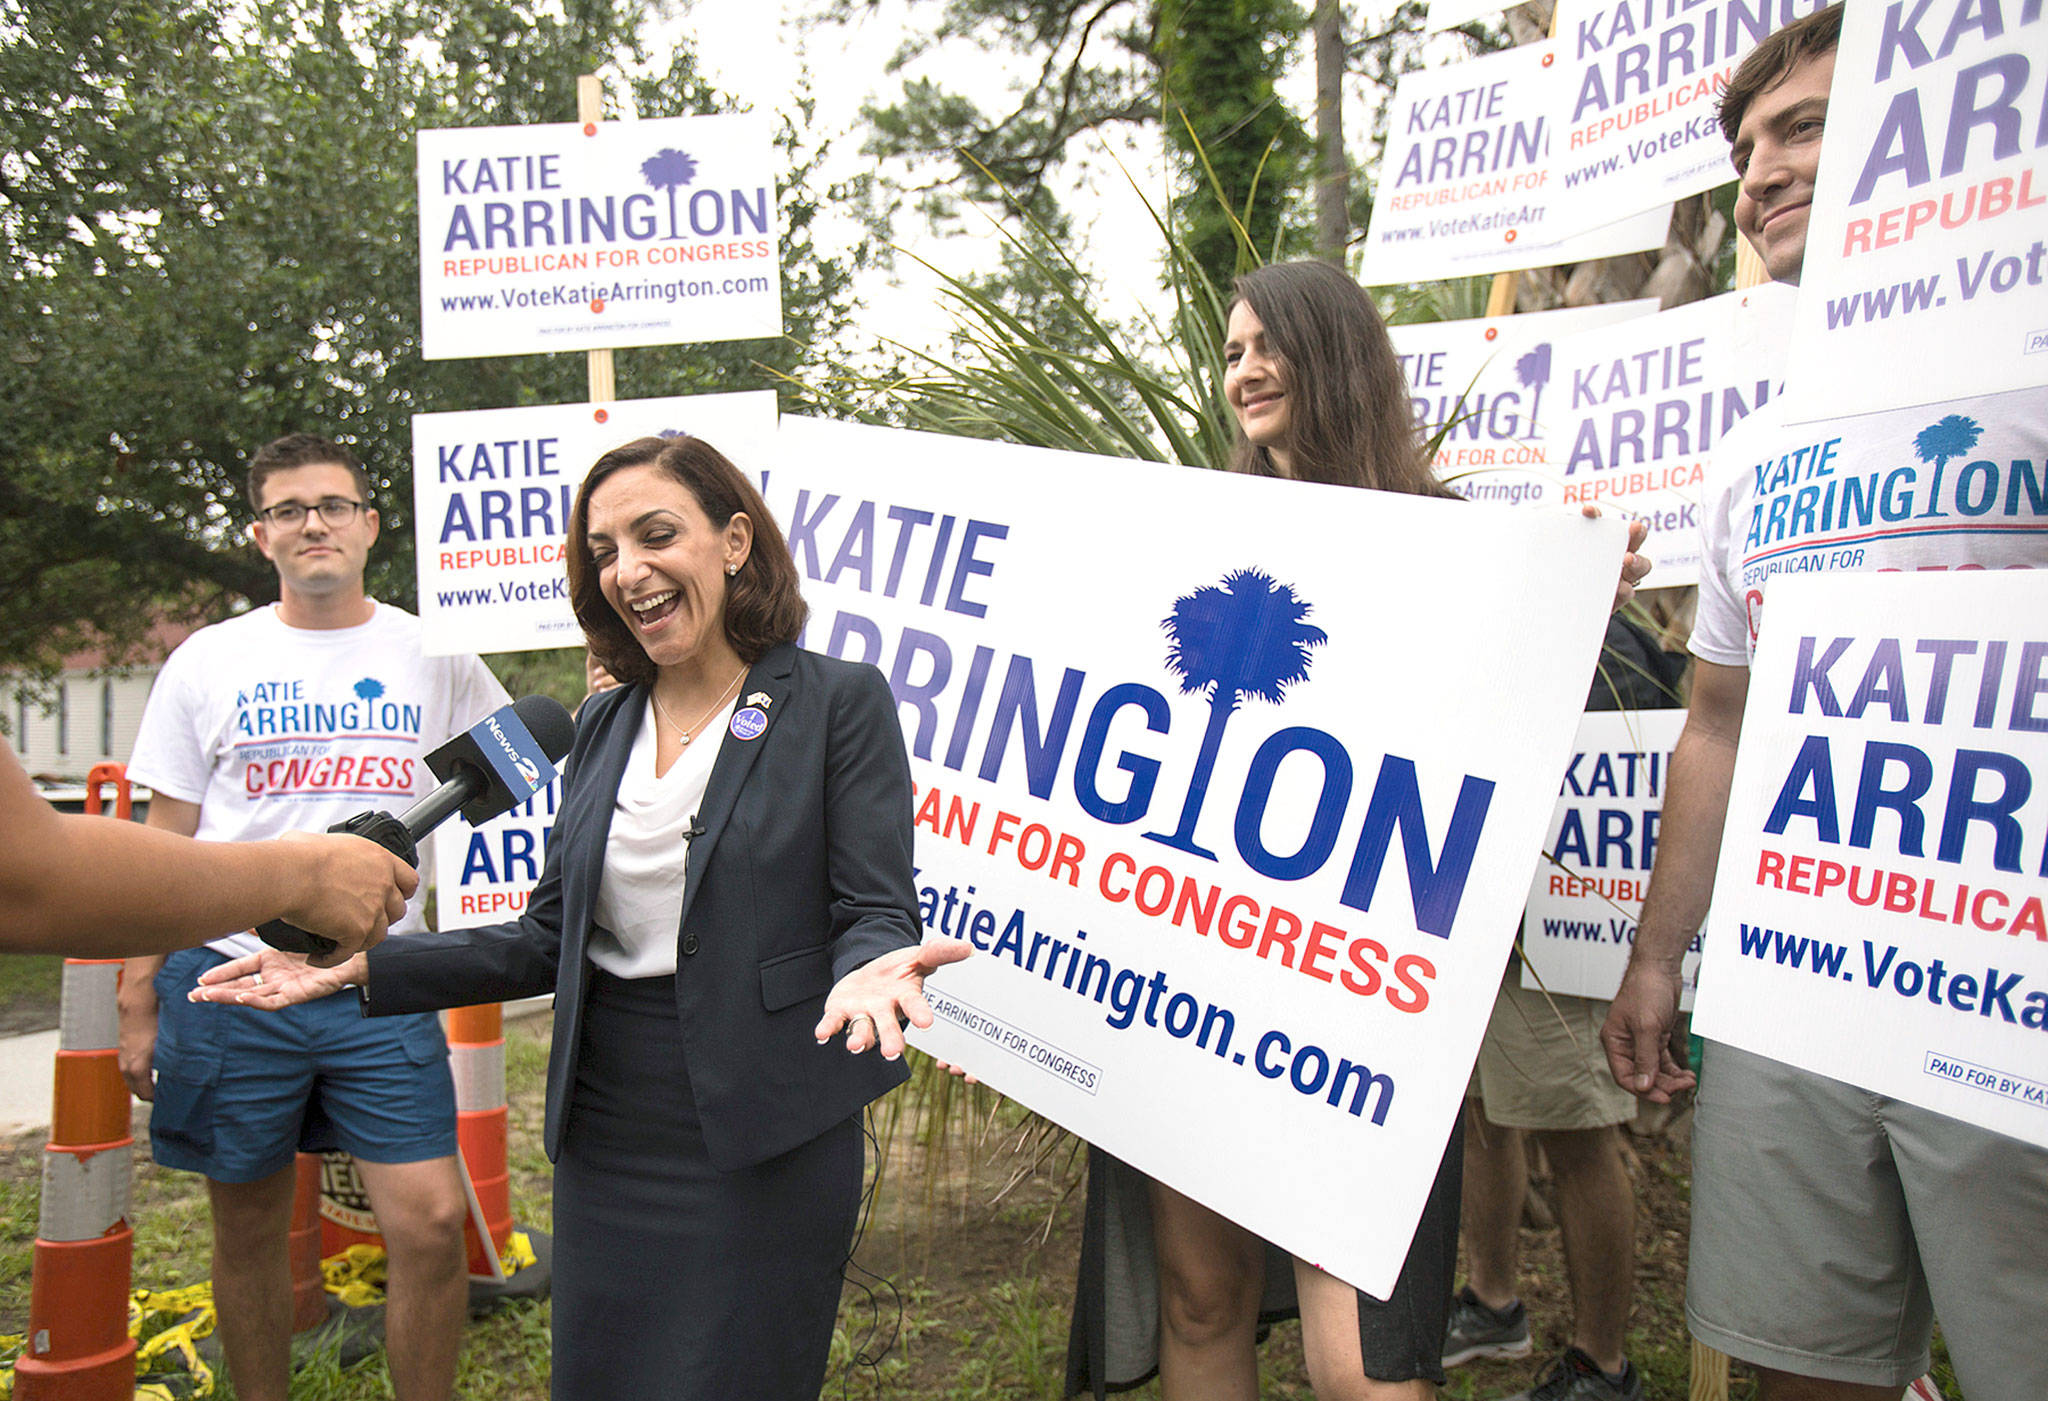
[1067,260,1649,1401]
[193,434,968,1400]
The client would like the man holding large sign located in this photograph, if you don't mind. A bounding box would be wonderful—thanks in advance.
[1602,10,2048,1400]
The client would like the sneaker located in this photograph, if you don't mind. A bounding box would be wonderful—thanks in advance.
[1503,1347,1644,1401]
[1442,1285,1532,1367]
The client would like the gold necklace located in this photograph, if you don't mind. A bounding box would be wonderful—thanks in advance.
[650,668,747,745]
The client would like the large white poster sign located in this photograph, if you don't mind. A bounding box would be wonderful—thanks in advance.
[1692,572,2048,1147]
[1362,41,1672,286]
[417,115,780,360]
[1552,285,1798,587]
[1521,709,1698,1006]
[1782,0,2048,423]
[1392,300,1659,506]
[1549,0,1829,236]
[412,392,778,657]
[753,417,1624,1295]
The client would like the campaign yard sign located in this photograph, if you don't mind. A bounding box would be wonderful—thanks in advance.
[434,779,562,932]
[754,417,1626,1296]
[413,391,777,656]
[1548,0,1830,238]
[1362,41,1672,286]
[1391,300,1659,508]
[1552,284,1797,587]
[1522,709,1698,1006]
[418,115,780,360]
[1691,572,2048,1148]
[1782,0,2048,423]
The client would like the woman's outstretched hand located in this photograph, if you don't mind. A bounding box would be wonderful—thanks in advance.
[188,948,367,1010]
[815,939,972,1060]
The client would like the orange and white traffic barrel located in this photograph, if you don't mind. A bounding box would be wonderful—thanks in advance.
[17,768,137,1400]
[445,1003,514,1279]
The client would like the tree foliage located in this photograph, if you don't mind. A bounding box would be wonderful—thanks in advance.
[1158,0,1308,283]
[844,0,1318,292]
[796,180,1234,470]
[840,0,1508,302]
[0,0,868,671]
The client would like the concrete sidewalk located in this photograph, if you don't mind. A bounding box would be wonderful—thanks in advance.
[0,996,553,1139]
[0,1028,60,1138]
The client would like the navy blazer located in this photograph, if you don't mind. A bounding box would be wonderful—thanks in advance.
[363,644,920,1170]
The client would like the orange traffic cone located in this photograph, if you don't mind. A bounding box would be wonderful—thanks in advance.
[18,767,138,1400]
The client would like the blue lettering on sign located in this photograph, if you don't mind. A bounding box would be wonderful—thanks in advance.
[822,565,1501,939]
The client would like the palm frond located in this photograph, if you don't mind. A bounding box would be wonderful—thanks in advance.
[785,151,1242,475]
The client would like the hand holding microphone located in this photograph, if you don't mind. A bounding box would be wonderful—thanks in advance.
[256,695,577,962]
[268,831,420,967]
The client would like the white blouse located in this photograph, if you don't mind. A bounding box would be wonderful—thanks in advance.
[586,694,736,979]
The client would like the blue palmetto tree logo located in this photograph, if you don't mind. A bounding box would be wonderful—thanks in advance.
[1144,569,1327,859]
[641,148,699,241]
[1912,413,1981,519]
[1516,342,1553,435]
[353,678,384,701]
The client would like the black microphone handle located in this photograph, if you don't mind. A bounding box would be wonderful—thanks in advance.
[396,764,489,838]
[253,808,423,958]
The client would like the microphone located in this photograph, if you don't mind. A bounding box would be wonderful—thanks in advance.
[256,695,577,956]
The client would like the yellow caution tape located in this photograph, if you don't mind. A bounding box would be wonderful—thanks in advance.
[130,1283,218,1396]
[501,1229,539,1273]
[321,1242,390,1307]
[0,1231,541,1397]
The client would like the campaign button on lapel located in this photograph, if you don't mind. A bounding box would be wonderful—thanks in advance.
[730,706,769,741]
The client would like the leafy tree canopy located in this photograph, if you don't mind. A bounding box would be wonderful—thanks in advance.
[0,0,869,673]
[832,0,1507,328]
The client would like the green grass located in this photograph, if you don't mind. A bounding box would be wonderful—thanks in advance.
[0,1015,1743,1400]
[0,955,64,1036]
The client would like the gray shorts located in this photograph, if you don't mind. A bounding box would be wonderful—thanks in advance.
[1688,1040,2048,1400]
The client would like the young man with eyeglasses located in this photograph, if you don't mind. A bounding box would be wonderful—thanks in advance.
[118,433,508,1401]
[1602,9,2048,1400]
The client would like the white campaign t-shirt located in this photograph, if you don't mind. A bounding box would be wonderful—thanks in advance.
[127,602,510,956]
[1692,385,2048,667]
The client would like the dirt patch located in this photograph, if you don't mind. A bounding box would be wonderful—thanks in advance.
[835,1098,1705,1400]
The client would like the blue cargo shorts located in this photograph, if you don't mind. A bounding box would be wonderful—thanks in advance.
[148,947,457,1182]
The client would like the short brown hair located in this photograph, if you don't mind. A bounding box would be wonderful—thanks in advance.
[247,433,370,512]
[1228,261,1450,499]
[566,435,807,686]
[1718,5,1842,145]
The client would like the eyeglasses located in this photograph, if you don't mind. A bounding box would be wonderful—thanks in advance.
[257,497,366,529]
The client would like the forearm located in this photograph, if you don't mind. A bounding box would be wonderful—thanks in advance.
[824,666,922,982]
[6,813,304,957]
[362,918,561,1014]
[1628,730,1737,973]
[1628,659,1748,976]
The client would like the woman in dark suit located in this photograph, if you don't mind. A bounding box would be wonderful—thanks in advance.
[196,434,966,1400]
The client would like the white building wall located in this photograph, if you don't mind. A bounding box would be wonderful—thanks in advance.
[4,668,162,781]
